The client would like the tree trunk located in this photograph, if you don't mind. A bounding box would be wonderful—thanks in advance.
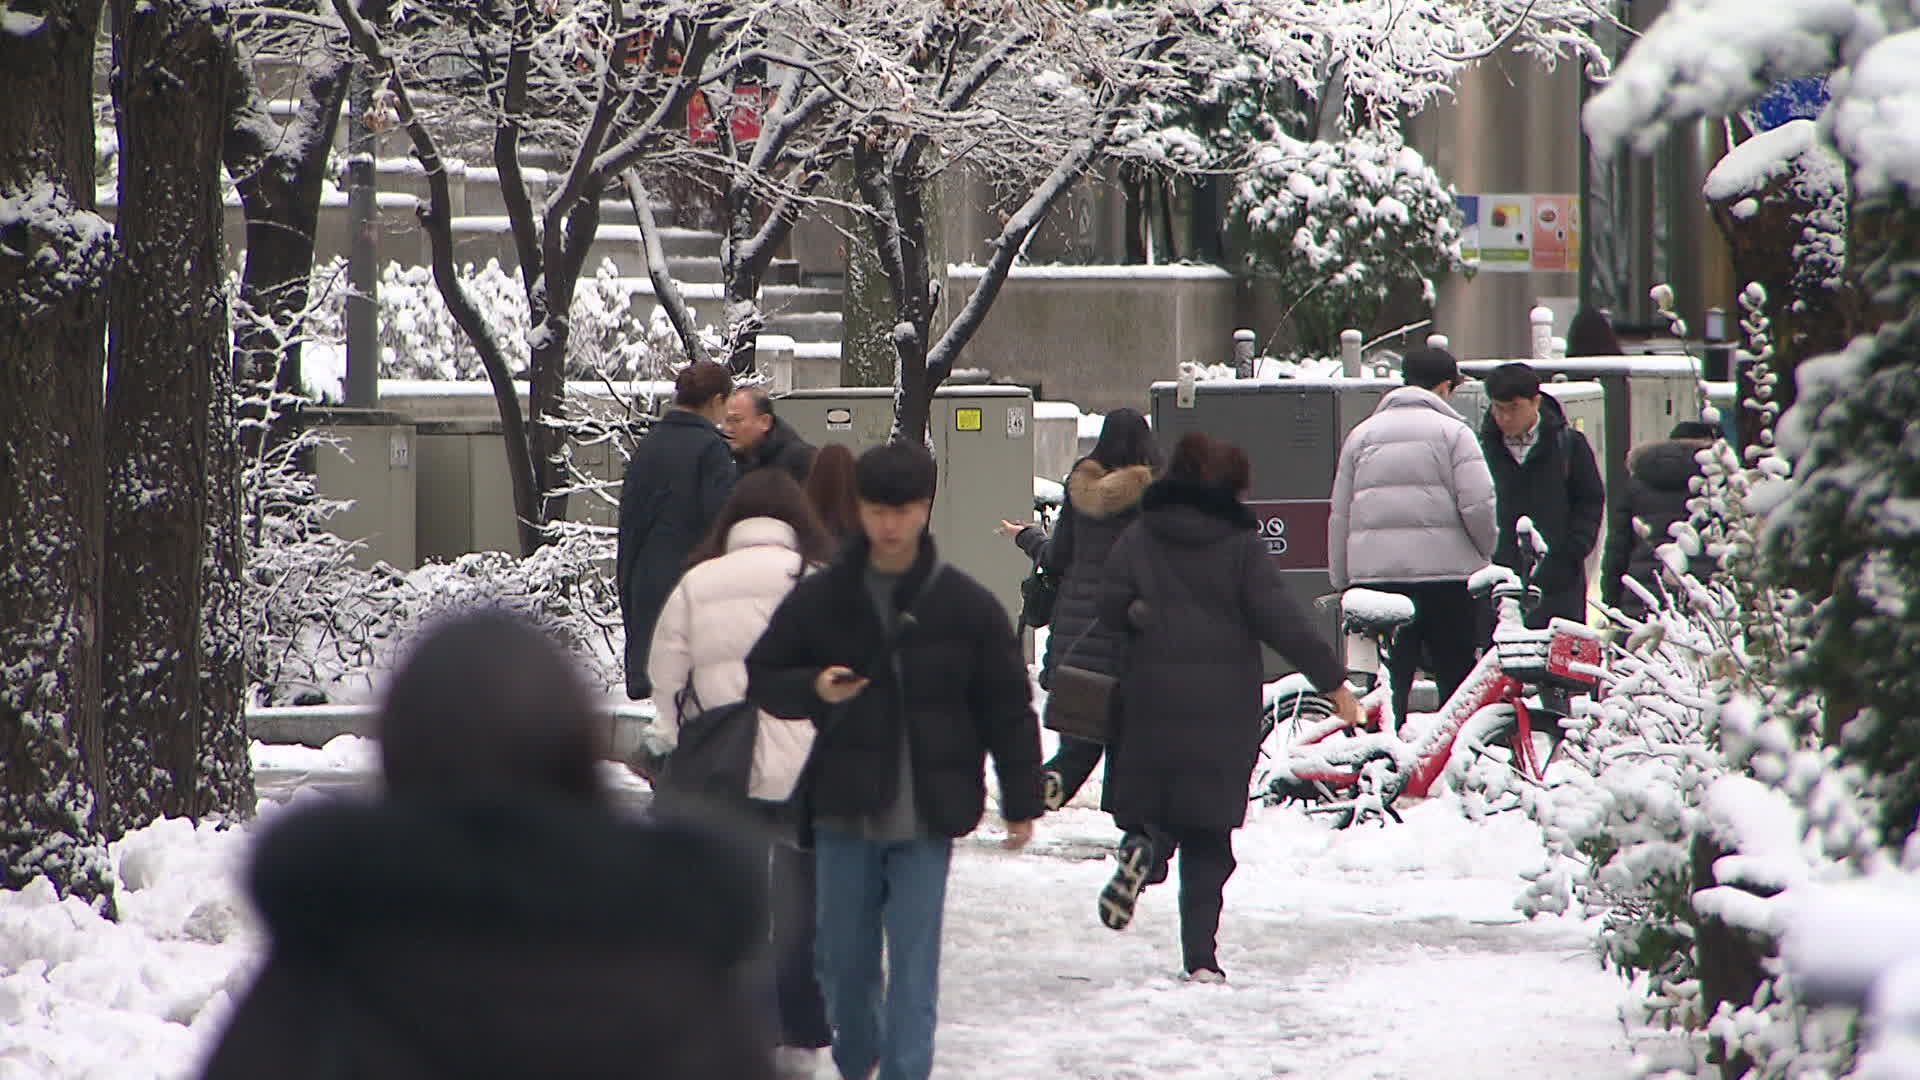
[526,195,601,539]
[841,200,896,387]
[0,0,116,905]
[223,54,351,451]
[102,0,239,836]
[199,348,255,818]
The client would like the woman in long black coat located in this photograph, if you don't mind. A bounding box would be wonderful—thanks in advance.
[1095,433,1357,981]
[200,610,774,1080]
[998,408,1159,810]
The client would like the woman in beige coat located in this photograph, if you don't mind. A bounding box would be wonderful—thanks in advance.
[649,469,836,1079]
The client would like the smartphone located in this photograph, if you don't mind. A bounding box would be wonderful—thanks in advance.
[829,670,866,685]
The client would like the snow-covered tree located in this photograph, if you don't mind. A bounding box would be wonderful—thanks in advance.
[100,0,256,836]
[843,0,1601,442]
[1587,0,1920,850]
[1232,130,1463,359]
[0,0,118,906]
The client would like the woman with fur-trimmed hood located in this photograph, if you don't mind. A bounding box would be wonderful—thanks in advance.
[997,408,1159,811]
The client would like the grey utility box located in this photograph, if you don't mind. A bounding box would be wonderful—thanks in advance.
[1147,378,1611,673]
[779,386,1036,623]
[302,407,418,571]
[413,418,521,563]
[1150,378,1399,671]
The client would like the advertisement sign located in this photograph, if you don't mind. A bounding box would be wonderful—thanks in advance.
[1455,194,1481,264]
[1245,500,1332,572]
[1457,193,1580,273]
[1477,194,1533,270]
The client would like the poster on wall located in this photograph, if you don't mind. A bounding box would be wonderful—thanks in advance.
[1456,194,1581,273]
[1477,194,1533,271]
[1455,194,1482,263]
[1530,195,1579,272]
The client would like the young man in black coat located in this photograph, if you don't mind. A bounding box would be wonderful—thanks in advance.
[746,441,1043,1080]
[725,386,818,485]
[616,361,736,700]
[1600,420,1718,617]
[1479,362,1608,629]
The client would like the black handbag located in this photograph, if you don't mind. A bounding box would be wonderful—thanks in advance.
[1044,621,1116,743]
[1019,562,1059,628]
[657,680,758,806]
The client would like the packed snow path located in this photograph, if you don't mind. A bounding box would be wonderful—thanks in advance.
[0,740,1663,1079]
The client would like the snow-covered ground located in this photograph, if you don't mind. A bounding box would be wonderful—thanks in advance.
[0,736,1676,1080]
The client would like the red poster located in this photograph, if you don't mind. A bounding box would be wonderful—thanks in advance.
[1531,195,1572,272]
[688,85,763,145]
[1244,500,1332,571]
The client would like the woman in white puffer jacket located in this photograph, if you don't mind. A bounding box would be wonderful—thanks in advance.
[648,468,837,1077]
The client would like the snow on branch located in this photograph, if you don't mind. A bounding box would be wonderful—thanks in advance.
[1584,0,1887,152]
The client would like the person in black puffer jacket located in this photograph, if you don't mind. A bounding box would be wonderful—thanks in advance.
[1093,433,1359,981]
[997,408,1158,811]
[1600,421,1718,618]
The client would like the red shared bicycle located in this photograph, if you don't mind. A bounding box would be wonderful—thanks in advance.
[1253,532,1606,826]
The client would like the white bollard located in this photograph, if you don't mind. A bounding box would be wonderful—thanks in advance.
[1339,328,1364,378]
[1530,306,1555,361]
[1232,328,1258,379]
[1550,335,1568,361]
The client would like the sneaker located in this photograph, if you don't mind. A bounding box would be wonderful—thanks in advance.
[1184,967,1228,984]
[1042,769,1066,811]
[1098,833,1154,930]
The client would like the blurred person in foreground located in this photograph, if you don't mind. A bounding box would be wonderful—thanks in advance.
[200,608,773,1080]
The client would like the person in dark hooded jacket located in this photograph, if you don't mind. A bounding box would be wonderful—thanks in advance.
[1479,362,1607,629]
[1094,433,1357,982]
[199,609,774,1080]
[996,408,1159,811]
[1600,421,1718,617]
[618,361,737,700]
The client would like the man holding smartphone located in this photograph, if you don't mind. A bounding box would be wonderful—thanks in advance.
[747,440,1043,1080]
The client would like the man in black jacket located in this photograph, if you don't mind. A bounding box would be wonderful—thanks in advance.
[1479,362,1608,629]
[725,387,817,484]
[746,441,1042,1080]
[616,361,735,700]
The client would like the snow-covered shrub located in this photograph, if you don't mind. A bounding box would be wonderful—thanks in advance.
[1233,130,1464,358]
[307,256,688,382]
[236,384,626,703]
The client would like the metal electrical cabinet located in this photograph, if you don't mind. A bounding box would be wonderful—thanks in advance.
[1149,378,1400,671]
[302,407,418,571]
[1146,378,1611,674]
[778,386,1036,623]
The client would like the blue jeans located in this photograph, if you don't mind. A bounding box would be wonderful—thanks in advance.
[812,827,953,1080]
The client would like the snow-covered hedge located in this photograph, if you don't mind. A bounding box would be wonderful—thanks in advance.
[304,256,694,383]
[1232,131,1463,358]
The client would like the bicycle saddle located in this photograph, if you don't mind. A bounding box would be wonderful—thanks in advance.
[1340,588,1416,636]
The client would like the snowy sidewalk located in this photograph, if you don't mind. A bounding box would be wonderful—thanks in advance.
[939,805,1641,1079]
[0,740,1659,1079]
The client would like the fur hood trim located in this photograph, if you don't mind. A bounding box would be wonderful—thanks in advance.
[1068,460,1154,519]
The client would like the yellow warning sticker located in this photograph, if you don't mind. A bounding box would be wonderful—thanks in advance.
[955,407,983,432]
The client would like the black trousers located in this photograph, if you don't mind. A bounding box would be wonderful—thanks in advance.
[754,808,832,1049]
[1372,580,1480,726]
[1125,827,1236,974]
[1046,734,1106,804]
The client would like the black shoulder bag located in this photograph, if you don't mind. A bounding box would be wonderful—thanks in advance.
[657,678,758,807]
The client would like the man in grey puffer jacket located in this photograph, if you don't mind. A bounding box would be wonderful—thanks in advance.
[1328,347,1498,724]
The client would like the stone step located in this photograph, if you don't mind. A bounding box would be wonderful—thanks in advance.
[764,310,843,342]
